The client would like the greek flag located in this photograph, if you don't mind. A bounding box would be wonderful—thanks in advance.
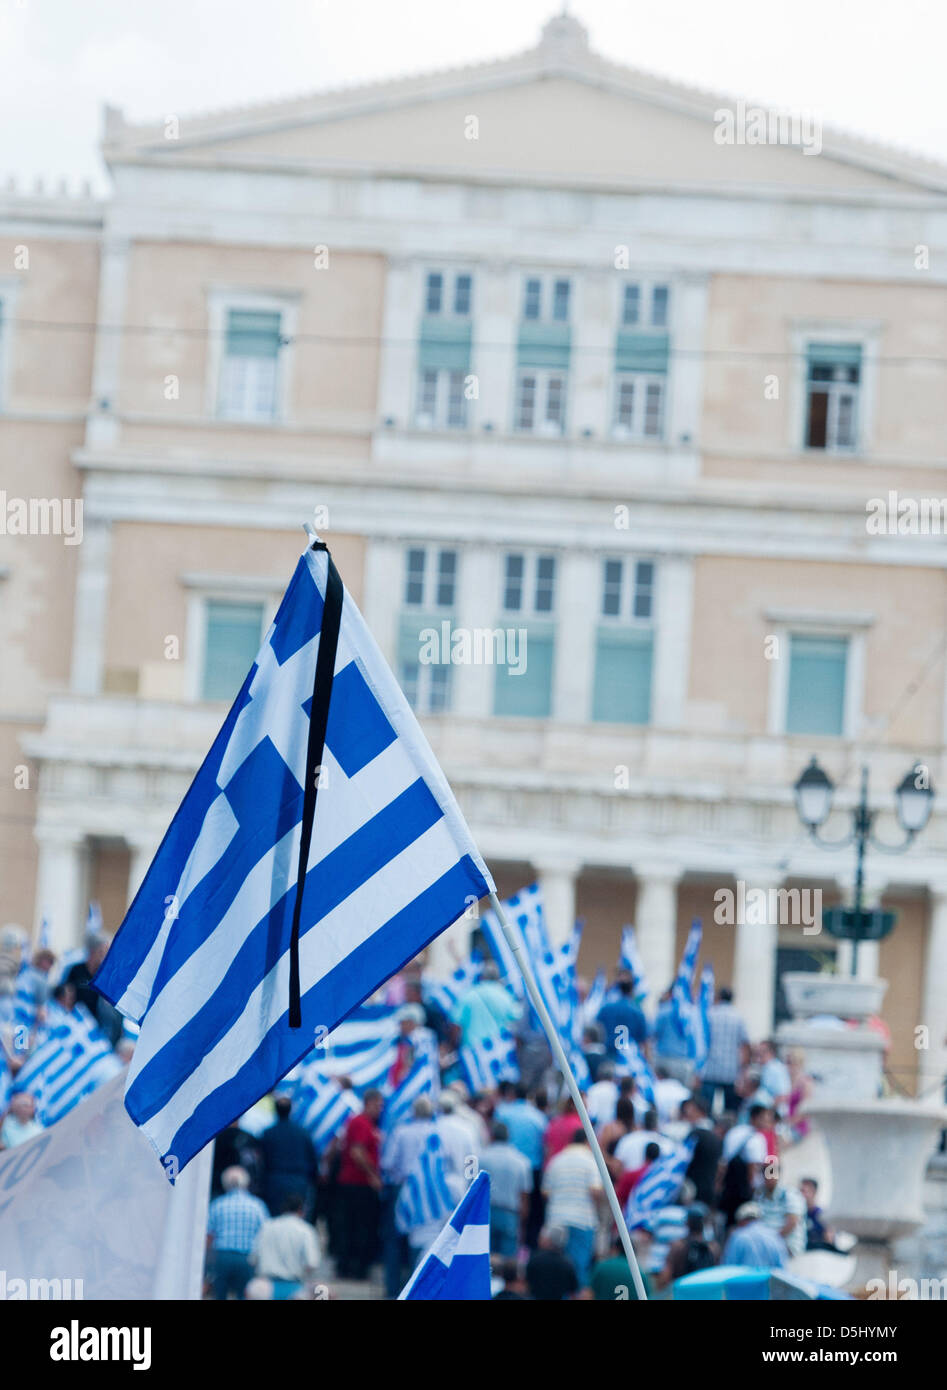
[12,1005,122,1126]
[459,1029,519,1092]
[399,1171,491,1301]
[478,899,523,998]
[14,963,46,1031]
[309,1003,399,1092]
[580,968,607,1029]
[383,1055,436,1131]
[395,1131,456,1235]
[425,960,481,1016]
[692,964,715,1071]
[94,544,494,1174]
[614,1037,657,1106]
[620,926,649,1004]
[625,1139,696,1228]
[293,1074,360,1151]
[671,919,702,1056]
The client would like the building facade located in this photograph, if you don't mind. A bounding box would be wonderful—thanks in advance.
[3,16,947,1092]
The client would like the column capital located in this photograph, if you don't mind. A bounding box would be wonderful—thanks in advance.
[633,863,684,887]
[532,857,583,881]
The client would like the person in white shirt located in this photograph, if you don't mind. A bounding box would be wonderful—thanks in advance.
[0,1091,43,1148]
[436,1091,481,1174]
[246,1193,321,1300]
[541,1132,603,1287]
[586,1061,619,1129]
[614,1108,675,1172]
[653,1067,691,1128]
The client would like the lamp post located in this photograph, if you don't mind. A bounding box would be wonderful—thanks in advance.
[793,758,934,976]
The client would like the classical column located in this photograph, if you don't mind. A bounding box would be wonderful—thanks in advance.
[474,263,518,433]
[535,859,581,947]
[919,888,947,1099]
[552,550,598,724]
[732,875,780,1041]
[634,868,681,1012]
[33,829,87,954]
[376,256,422,429]
[651,554,694,729]
[127,839,161,903]
[69,516,112,695]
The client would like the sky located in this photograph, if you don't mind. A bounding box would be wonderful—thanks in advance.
[1,0,946,192]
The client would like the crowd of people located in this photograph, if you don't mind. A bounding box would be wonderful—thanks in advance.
[202,964,833,1300]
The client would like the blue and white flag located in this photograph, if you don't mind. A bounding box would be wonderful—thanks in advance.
[87,901,104,936]
[293,1073,360,1151]
[477,902,523,998]
[383,1054,436,1132]
[625,1139,696,1228]
[307,1003,399,1093]
[580,969,607,1030]
[94,545,494,1174]
[425,960,482,1016]
[692,964,715,1071]
[459,1029,519,1093]
[399,1171,491,1301]
[395,1131,456,1235]
[614,1036,656,1107]
[620,926,649,1004]
[12,1004,122,1126]
[670,919,702,1055]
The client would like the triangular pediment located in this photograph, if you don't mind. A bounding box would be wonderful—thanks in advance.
[103,16,947,197]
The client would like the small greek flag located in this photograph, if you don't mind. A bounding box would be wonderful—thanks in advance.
[692,964,715,1071]
[94,544,494,1174]
[12,1004,122,1126]
[614,1037,657,1107]
[671,919,703,1056]
[459,1029,519,1092]
[580,969,607,1029]
[383,1055,436,1132]
[399,1171,491,1301]
[620,926,649,1004]
[625,1139,696,1228]
[395,1131,456,1235]
[293,1073,360,1151]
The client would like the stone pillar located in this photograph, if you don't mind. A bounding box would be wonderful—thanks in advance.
[127,839,161,903]
[552,550,598,723]
[634,868,681,1011]
[360,537,404,672]
[376,256,422,429]
[733,875,780,1041]
[535,860,581,947]
[427,908,477,979]
[474,262,518,433]
[570,271,612,438]
[651,554,694,729]
[33,829,87,954]
[920,889,947,1099]
[453,545,497,718]
[69,516,112,695]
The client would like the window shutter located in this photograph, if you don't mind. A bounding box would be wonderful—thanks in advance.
[592,627,653,724]
[785,635,848,736]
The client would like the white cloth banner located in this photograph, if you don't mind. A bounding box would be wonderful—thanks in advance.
[0,1072,211,1300]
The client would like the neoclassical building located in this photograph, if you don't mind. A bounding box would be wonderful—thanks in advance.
[3,16,947,1093]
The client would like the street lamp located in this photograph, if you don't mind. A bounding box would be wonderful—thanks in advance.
[792,758,934,975]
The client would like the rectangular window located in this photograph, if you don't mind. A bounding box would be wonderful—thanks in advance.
[622,284,640,327]
[602,559,623,617]
[613,372,665,440]
[495,553,557,719]
[454,274,472,316]
[515,370,566,435]
[522,275,571,324]
[633,560,655,619]
[202,600,264,702]
[785,634,848,736]
[503,554,525,612]
[552,279,571,322]
[805,344,861,451]
[651,285,670,328]
[415,367,467,428]
[218,309,282,421]
[593,558,656,723]
[425,272,444,314]
[534,555,556,613]
[403,546,458,609]
[398,615,453,715]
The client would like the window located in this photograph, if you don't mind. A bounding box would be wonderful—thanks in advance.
[522,275,571,323]
[494,553,557,718]
[217,309,283,422]
[622,281,670,328]
[592,559,656,724]
[805,344,861,451]
[424,269,473,317]
[614,374,665,439]
[515,370,567,435]
[785,635,849,736]
[399,546,458,715]
[202,600,265,702]
[415,367,468,429]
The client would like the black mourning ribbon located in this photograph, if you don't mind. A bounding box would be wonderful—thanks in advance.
[289,541,344,1029]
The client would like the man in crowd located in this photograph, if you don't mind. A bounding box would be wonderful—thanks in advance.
[589,1232,652,1301]
[800,1176,838,1252]
[258,1094,319,1219]
[680,1093,722,1208]
[757,1039,792,1112]
[700,986,749,1113]
[525,1225,580,1301]
[450,962,521,1049]
[541,1130,603,1288]
[718,1102,771,1228]
[495,1081,548,1246]
[652,988,694,1084]
[758,1161,807,1257]
[480,1120,532,1256]
[380,1094,439,1297]
[206,1166,269,1300]
[336,1089,384,1281]
[0,1090,43,1148]
[723,1200,788,1269]
[63,930,123,1046]
[654,1203,719,1287]
[246,1192,322,1300]
[596,979,648,1060]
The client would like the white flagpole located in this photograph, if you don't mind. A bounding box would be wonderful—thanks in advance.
[488,891,648,1302]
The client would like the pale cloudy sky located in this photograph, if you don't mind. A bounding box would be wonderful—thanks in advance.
[1,0,945,191]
